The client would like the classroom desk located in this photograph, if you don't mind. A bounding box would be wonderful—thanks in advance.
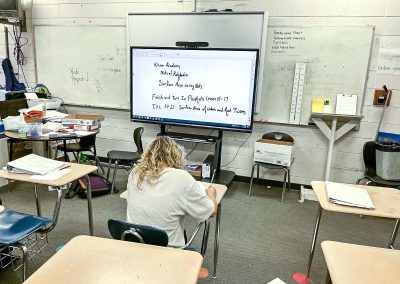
[24,235,203,284]
[303,181,400,280]
[322,241,400,284]
[0,163,97,235]
[5,130,99,161]
[120,182,227,279]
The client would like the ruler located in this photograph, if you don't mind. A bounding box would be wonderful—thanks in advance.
[289,63,306,124]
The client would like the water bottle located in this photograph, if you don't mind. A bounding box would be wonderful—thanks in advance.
[18,111,27,138]
[0,117,4,134]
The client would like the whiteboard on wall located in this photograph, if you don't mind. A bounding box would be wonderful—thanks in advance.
[127,12,268,112]
[34,26,128,109]
[254,25,374,125]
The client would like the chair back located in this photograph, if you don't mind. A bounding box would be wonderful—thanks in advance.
[133,127,144,154]
[108,219,168,246]
[262,132,294,143]
[363,141,376,171]
[79,135,96,149]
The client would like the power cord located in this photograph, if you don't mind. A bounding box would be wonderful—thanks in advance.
[185,129,215,159]
[221,133,252,168]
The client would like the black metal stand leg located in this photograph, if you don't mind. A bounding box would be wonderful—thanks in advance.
[213,203,221,279]
[306,206,323,278]
[388,219,400,249]
[85,175,94,236]
[257,164,260,185]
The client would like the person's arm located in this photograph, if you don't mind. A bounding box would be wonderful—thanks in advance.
[206,186,217,217]
[184,180,215,223]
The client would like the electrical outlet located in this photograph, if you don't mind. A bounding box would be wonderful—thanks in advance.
[373,89,391,106]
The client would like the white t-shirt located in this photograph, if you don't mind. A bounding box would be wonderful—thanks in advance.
[126,167,214,247]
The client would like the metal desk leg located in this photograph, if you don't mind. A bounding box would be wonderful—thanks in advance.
[63,140,67,162]
[306,205,323,278]
[388,218,399,249]
[86,175,94,236]
[34,184,42,217]
[200,219,210,257]
[9,139,13,161]
[213,203,222,279]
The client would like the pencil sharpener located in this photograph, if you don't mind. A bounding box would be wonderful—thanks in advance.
[373,89,390,106]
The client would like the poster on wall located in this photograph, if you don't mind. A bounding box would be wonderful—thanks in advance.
[377,36,400,75]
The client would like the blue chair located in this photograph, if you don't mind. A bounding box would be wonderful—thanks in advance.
[0,211,51,281]
[108,219,209,253]
[0,187,63,281]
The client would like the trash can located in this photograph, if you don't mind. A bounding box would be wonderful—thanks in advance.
[375,142,400,181]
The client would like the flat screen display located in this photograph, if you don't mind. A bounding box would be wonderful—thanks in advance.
[130,47,259,132]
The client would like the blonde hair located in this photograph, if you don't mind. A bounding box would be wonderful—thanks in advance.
[132,136,185,187]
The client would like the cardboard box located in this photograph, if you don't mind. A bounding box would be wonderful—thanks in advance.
[62,114,104,126]
[253,139,295,166]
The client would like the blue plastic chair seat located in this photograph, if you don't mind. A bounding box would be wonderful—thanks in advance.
[0,211,51,245]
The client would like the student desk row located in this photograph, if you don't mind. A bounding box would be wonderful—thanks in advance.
[298,181,400,282]
[322,241,400,284]
[24,235,203,284]
[0,163,97,235]
[120,182,227,279]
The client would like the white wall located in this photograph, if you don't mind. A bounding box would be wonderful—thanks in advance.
[3,0,399,185]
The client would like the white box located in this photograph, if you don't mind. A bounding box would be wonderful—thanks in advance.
[253,139,295,166]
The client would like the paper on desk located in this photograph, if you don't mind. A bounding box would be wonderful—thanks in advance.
[267,278,286,284]
[44,110,68,119]
[74,131,96,137]
[30,168,71,181]
[24,93,38,100]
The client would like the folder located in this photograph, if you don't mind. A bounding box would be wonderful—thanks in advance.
[326,181,375,210]
[7,154,68,175]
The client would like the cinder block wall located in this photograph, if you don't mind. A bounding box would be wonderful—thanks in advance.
[2,0,399,185]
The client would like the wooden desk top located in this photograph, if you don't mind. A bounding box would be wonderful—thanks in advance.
[0,163,97,187]
[311,181,400,218]
[5,130,99,141]
[322,241,400,284]
[0,205,4,213]
[24,236,203,284]
[120,182,228,205]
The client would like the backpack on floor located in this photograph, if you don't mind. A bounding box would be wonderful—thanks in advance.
[76,173,111,199]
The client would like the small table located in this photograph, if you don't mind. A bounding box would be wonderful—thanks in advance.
[303,181,400,280]
[24,235,203,284]
[120,182,228,279]
[5,130,99,161]
[0,163,97,235]
[322,241,400,284]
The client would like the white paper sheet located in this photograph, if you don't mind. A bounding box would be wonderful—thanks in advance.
[30,168,71,181]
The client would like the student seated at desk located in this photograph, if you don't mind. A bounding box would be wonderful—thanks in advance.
[126,136,217,247]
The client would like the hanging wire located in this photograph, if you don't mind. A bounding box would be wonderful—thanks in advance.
[221,133,252,167]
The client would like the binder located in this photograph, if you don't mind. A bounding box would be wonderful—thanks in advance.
[326,181,375,209]
[7,154,68,175]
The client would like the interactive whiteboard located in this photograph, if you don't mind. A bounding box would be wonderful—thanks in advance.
[130,47,258,132]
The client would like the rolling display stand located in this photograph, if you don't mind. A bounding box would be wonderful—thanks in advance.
[159,125,235,187]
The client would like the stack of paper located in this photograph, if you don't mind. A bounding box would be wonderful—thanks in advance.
[326,181,375,209]
[7,154,68,175]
